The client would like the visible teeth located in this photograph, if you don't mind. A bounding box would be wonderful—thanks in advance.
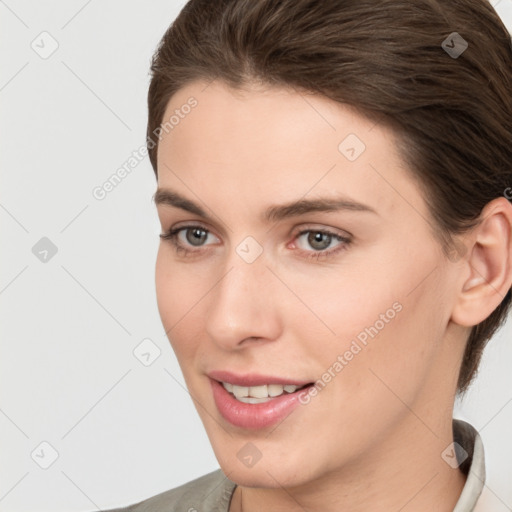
[268,384,285,397]
[236,396,273,404]
[222,382,304,400]
[249,385,268,398]
[232,385,249,398]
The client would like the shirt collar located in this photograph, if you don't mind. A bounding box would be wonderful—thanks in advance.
[452,419,486,511]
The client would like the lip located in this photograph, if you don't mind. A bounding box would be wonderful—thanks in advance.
[208,370,312,387]
[209,375,313,430]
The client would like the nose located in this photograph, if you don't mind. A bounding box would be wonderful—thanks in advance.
[204,253,282,351]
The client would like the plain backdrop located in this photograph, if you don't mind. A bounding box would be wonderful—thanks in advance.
[1,1,512,510]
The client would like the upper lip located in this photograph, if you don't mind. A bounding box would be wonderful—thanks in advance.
[208,370,312,387]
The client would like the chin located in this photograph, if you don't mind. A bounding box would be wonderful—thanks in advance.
[221,462,307,489]
[212,444,321,489]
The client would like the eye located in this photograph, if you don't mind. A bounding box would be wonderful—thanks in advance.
[160,224,352,261]
[297,230,337,251]
[160,224,219,255]
[293,227,351,260]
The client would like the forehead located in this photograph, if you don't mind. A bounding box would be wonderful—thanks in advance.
[158,79,375,154]
[156,79,425,225]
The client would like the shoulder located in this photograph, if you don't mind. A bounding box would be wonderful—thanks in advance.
[102,469,237,512]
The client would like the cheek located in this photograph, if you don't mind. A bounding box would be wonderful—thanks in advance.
[155,248,179,329]
[155,248,201,359]
[155,247,208,319]
[290,247,445,403]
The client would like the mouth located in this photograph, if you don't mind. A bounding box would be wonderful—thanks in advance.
[220,381,312,404]
[208,371,315,429]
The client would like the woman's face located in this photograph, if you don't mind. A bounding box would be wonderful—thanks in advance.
[154,79,464,488]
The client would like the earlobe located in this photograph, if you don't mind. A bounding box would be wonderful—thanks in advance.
[451,197,512,327]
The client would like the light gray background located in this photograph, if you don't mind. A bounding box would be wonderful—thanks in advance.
[1,1,512,510]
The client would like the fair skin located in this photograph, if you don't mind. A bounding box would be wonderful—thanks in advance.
[154,79,512,512]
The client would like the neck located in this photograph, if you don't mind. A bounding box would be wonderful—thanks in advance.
[231,414,467,512]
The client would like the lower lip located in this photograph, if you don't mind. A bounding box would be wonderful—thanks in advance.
[210,379,312,430]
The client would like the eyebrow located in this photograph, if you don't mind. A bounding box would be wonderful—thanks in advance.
[153,187,377,223]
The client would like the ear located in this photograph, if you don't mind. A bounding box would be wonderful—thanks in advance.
[451,197,512,327]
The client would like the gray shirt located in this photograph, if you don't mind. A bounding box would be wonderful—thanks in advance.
[104,419,485,512]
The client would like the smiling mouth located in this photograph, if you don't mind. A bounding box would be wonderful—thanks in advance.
[220,381,312,403]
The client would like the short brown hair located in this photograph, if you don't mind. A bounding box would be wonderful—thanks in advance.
[146,0,512,393]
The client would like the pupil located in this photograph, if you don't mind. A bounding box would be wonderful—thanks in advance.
[309,231,331,250]
[187,228,207,246]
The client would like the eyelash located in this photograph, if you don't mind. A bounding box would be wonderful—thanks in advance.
[159,224,352,261]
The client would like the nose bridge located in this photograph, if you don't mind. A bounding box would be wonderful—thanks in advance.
[205,246,281,347]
